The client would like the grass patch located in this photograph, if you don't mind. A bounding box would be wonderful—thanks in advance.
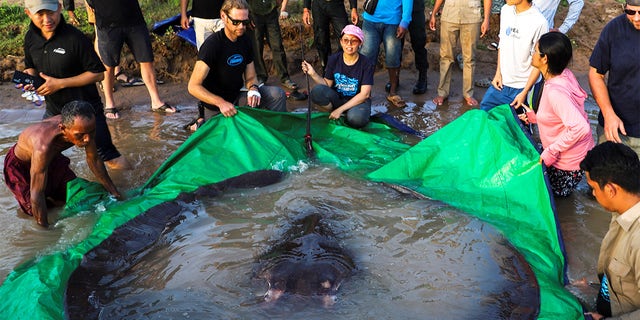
[0,4,30,56]
[0,0,182,57]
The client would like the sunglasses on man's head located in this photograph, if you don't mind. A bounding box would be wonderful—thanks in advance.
[226,15,250,26]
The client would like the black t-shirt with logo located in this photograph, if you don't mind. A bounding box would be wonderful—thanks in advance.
[24,20,106,115]
[198,30,254,106]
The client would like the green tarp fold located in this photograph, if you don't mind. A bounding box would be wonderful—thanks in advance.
[0,106,583,319]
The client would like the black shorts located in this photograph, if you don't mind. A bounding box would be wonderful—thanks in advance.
[96,24,154,67]
[43,103,121,162]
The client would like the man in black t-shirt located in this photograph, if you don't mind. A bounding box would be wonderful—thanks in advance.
[23,0,130,170]
[186,0,287,130]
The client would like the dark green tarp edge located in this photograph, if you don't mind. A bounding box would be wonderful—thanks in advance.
[0,106,582,319]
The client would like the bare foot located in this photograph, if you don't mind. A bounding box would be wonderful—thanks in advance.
[463,96,479,106]
[105,156,132,170]
[432,96,447,106]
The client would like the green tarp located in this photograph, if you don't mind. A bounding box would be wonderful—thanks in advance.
[0,105,583,319]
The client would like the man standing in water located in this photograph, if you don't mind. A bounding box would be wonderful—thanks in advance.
[3,101,122,228]
[22,0,130,169]
[581,142,640,320]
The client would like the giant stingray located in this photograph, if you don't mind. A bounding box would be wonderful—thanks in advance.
[64,170,541,319]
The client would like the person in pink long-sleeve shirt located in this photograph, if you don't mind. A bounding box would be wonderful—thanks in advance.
[518,32,594,197]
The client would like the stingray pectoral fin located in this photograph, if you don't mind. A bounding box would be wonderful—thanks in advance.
[220,170,285,189]
[195,170,284,197]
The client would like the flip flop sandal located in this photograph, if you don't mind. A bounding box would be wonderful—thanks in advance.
[151,103,178,114]
[115,71,145,87]
[183,117,205,131]
[386,94,406,108]
[104,107,120,119]
[119,77,144,87]
[474,78,492,88]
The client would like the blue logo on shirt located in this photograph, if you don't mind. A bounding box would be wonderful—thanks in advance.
[334,73,358,97]
[228,54,244,66]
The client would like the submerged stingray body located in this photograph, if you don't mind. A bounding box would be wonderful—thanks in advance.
[255,212,355,306]
[64,170,285,319]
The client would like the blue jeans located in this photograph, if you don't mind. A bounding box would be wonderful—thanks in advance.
[360,20,402,68]
[310,85,371,128]
[480,82,542,111]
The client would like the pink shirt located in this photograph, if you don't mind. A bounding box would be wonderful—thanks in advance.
[527,69,594,170]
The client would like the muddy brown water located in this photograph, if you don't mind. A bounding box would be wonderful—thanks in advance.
[0,75,607,317]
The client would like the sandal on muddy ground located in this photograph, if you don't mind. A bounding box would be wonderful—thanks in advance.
[151,103,178,114]
[116,71,144,87]
[183,117,205,131]
[386,94,406,108]
[474,78,492,88]
[104,107,120,119]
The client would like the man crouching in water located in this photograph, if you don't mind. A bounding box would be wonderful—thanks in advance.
[3,101,122,228]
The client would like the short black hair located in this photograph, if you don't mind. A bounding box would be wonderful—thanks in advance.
[537,32,572,76]
[61,100,95,127]
[580,142,640,193]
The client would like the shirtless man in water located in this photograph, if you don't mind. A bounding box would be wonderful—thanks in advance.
[3,101,122,228]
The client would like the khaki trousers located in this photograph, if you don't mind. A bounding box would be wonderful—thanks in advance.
[437,21,481,99]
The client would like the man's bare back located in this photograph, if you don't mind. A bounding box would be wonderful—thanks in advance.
[4,101,121,227]
[13,115,73,165]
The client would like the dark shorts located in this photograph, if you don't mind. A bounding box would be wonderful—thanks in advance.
[547,166,584,197]
[43,103,121,162]
[3,145,77,216]
[96,24,154,67]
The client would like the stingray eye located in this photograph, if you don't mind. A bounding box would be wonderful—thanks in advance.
[321,280,332,289]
